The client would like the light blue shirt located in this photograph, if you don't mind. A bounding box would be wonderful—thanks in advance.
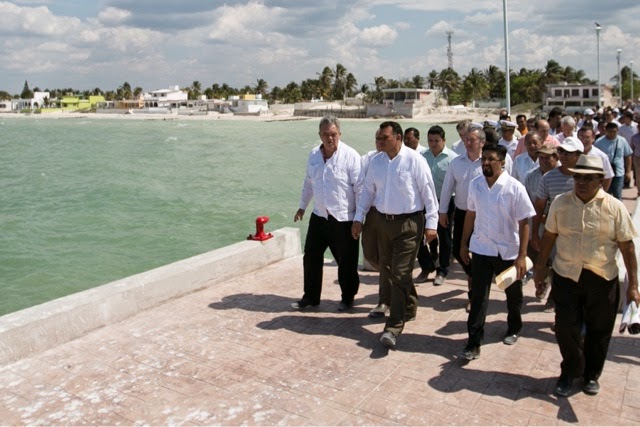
[594,135,632,177]
[422,146,458,199]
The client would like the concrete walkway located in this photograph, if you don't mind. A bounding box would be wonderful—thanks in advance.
[1,191,639,425]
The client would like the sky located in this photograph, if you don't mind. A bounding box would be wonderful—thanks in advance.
[1,0,639,94]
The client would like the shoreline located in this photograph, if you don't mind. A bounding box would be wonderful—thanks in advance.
[0,108,499,124]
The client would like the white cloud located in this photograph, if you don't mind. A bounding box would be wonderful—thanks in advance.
[425,20,451,36]
[98,7,131,25]
[359,25,397,47]
[0,1,82,36]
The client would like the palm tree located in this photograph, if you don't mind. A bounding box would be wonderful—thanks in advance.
[254,79,268,96]
[333,63,347,100]
[317,66,334,100]
[133,87,143,98]
[411,75,425,89]
[437,68,461,101]
[462,68,489,106]
[270,86,282,103]
[483,65,505,99]
[345,72,357,97]
[283,82,302,104]
[427,70,439,89]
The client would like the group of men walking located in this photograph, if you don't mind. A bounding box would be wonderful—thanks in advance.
[292,114,639,398]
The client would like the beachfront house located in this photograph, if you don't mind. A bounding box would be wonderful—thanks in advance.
[13,91,51,111]
[41,95,106,113]
[366,88,440,118]
[542,82,615,112]
[143,86,188,109]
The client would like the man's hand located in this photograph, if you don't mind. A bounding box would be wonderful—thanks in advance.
[514,255,527,280]
[627,287,640,306]
[351,221,363,240]
[424,228,437,244]
[533,265,547,295]
[438,213,449,228]
[460,243,471,265]
[294,208,305,222]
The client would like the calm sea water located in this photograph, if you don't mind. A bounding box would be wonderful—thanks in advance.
[0,116,457,315]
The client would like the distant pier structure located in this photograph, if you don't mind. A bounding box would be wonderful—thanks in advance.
[446,30,454,69]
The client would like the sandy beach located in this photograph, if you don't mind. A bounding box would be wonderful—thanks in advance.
[0,107,501,124]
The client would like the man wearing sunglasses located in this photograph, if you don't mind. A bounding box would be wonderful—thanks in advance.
[533,154,639,397]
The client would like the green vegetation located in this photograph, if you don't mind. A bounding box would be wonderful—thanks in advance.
[5,60,639,106]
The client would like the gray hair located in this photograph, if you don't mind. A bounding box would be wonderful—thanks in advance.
[456,119,471,132]
[560,116,576,128]
[468,127,486,142]
[319,115,341,132]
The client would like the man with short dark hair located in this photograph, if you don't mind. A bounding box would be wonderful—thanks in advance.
[352,121,439,348]
[403,127,427,154]
[293,115,361,312]
[418,125,457,286]
[594,122,632,200]
[516,114,528,136]
[459,144,535,360]
[534,154,639,397]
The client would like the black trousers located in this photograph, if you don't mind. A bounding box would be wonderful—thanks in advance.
[552,269,619,380]
[302,213,360,305]
[418,199,454,276]
[467,253,523,347]
[452,208,472,277]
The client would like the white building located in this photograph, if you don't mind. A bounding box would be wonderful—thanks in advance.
[143,85,188,108]
[543,82,615,112]
[13,92,50,110]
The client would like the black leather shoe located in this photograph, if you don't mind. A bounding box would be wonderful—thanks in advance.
[380,331,397,348]
[337,301,353,312]
[458,345,480,360]
[291,299,318,310]
[554,375,573,397]
[583,379,600,395]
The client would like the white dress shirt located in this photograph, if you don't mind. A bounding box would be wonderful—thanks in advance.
[451,139,466,156]
[299,141,361,222]
[498,137,518,159]
[512,152,538,184]
[467,172,536,260]
[439,153,482,212]
[355,144,439,230]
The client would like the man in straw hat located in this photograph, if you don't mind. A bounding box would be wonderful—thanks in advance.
[533,154,639,397]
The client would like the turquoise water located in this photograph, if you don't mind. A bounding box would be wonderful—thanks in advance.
[0,117,457,315]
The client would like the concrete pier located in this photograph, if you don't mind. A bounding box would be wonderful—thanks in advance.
[0,192,639,425]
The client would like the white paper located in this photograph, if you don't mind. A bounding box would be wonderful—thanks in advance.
[495,257,533,290]
[620,301,640,335]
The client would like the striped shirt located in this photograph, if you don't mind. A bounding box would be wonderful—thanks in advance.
[535,167,573,204]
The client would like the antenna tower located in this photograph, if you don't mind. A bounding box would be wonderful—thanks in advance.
[446,30,454,69]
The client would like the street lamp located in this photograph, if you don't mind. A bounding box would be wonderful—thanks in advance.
[503,0,511,115]
[595,23,601,108]
[617,49,622,106]
[631,60,635,105]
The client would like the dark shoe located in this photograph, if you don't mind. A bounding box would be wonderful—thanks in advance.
[583,379,600,395]
[503,334,519,345]
[543,299,555,313]
[291,299,318,310]
[368,303,389,318]
[458,345,480,360]
[380,331,396,348]
[554,375,573,397]
[337,301,353,312]
[414,269,432,284]
[405,313,416,322]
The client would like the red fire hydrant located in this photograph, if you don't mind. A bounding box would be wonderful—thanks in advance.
[248,216,273,241]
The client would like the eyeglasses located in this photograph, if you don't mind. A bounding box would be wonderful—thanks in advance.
[572,174,600,182]
[481,157,501,163]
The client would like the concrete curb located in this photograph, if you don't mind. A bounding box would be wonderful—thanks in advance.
[0,227,301,366]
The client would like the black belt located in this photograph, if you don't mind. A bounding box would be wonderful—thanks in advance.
[378,210,422,220]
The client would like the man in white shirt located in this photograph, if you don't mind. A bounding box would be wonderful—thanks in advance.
[352,121,439,348]
[293,116,361,311]
[440,125,486,311]
[619,110,638,144]
[403,127,428,154]
[450,119,472,156]
[498,120,519,159]
[512,132,543,184]
[459,144,536,360]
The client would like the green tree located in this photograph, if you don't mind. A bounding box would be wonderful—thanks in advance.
[0,91,11,100]
[20,80,33,99]
[270,86,282,103]
[282,81,302,103]
[332,63,347,100]
[436,68,461,101]
[133,87,143,98]
[461,68,489,106]
[427,70,439,89]
[411,74,425,89]
[254,79,268,96]
[483,65,505,99]
[317,66,334,100]
[345,72,357,97]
